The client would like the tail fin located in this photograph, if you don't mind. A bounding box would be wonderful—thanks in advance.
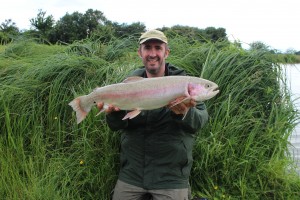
[68,96,92,124]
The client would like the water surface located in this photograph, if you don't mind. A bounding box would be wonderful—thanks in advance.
[284,64,300,174]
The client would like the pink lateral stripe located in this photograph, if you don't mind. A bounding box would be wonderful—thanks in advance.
[100,83,186,100]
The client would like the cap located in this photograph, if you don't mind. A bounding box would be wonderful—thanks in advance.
[139,29,168,44]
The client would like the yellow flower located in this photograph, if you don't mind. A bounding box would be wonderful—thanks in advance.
[214,185,218,190]
[80,160,84,165]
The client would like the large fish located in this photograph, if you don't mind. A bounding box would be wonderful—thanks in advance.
[69,76,219,124]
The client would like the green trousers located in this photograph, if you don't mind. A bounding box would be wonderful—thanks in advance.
[112,180,190,200]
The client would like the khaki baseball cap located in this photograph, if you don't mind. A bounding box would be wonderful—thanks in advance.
[139,29,168,44]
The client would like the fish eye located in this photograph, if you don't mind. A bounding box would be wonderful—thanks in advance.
[205,84,211,88]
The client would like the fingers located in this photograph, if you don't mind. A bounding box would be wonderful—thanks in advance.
[185,99,196,107]
[96,102,104,110]
[170,103,188,115]
[168,97,196,115]
[96,102,120,114]
[106,105,120,113]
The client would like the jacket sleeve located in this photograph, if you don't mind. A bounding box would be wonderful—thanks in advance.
[171,101,209,133]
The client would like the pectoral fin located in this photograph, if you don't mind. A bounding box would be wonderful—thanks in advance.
[182,108,190,120]
[169,96,191,108]
[95,104,109,116]
[122,109,142,120]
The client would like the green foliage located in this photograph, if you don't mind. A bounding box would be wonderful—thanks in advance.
[0,38,300,199]
[161,25,228,44]
[0,19,19,32]
[51,11,86,43]
[109,22,146,38]
[0,19,19,44]
[249,41,278,54]
[65,34,138,62]
[30,9,55,40]
[182,44,300,199]
[49,9,145,45]
[273,54,300,64]
[1,9,228,47]
[50,9,108,44]
[2,39,64,59]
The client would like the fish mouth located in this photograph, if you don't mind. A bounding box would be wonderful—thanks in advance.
[213,87,220,95]
[205,86,219,100]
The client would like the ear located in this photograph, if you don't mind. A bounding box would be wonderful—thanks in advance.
[164,48,170,58]
[137,48,142,58]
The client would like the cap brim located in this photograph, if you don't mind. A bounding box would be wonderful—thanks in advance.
[139,37,168,44]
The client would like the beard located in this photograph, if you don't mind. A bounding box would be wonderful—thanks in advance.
[144,56,165,76]
[147,66,162,75]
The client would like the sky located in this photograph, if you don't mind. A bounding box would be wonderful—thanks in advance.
[1,0,299,52]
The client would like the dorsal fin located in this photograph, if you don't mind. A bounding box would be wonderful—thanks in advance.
[122,76,144,83]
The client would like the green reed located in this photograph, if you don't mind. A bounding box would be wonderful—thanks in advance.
[0,37,299,199]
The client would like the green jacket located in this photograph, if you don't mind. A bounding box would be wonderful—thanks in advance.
[106,63,209,190]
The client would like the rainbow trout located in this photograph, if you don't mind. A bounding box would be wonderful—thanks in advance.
[69,76,219,124]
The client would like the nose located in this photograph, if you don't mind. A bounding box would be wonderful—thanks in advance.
[149,48,156,57]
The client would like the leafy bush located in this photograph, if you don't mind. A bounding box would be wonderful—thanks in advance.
[0,38,299,199]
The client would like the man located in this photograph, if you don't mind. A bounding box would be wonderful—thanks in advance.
[98,30,209,200]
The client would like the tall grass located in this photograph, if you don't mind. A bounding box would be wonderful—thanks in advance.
[0,37,299,199]
[179,44,300,199]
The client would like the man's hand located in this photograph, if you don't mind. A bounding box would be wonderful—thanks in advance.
[167,96,196,115]
[97,102,120,114]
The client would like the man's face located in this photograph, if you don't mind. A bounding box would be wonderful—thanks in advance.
[138,40,169,77]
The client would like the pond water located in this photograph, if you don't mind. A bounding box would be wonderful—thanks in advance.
[284,64,300,174]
